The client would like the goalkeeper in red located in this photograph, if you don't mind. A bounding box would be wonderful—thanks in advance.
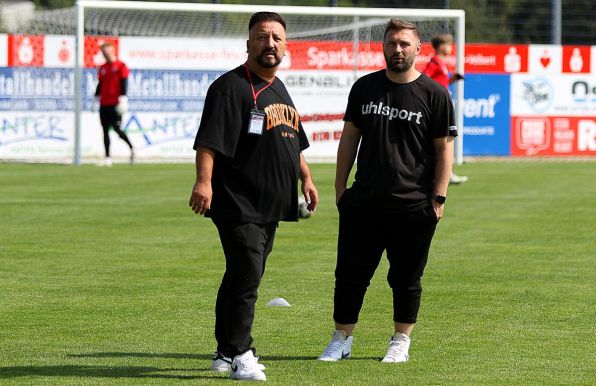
[95,42,134,166]
[423,34,467,184]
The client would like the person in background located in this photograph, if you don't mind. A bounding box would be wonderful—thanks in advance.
[95,42,134,166]
[423,34,467,185]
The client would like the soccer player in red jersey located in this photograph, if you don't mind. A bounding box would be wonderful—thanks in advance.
[423,34,467,184]
[95,42,134,166]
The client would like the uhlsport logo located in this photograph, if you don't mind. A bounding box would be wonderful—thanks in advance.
[521,77,553,113]
[361,101,423,124]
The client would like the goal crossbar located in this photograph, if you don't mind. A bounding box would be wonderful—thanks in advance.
[73,0,465,165]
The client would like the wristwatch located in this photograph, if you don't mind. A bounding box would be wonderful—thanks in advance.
[432,194,447,204]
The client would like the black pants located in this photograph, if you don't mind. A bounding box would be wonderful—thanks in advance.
[99,105,132,157]
[213,219,277,358]
[333,200,438,325]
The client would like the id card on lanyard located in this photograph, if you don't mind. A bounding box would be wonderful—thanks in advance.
[245,64,274,136]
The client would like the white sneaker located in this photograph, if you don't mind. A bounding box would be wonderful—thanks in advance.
[381,333,410,363]
[211,352,232,372]
[230,350,266,381]
[96,157,112,167]
[129,149,135,165]
[450,173,468,185]
[211,351,266,372]
[318,330,353,362]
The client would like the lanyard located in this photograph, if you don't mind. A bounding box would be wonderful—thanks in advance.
[244,63,274,109]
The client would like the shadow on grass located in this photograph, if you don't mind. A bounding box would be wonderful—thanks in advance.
[68,352,380,361]
[68,352,212,360]
[0,365,216,380]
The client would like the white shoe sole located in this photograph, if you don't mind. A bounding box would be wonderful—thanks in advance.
[230,372,267,381]
[317,353,351,362]
[212,363,266,372]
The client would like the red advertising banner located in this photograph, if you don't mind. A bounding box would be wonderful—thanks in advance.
[465,44,528,74]
[286,40,455,72]
[8,35,44,67]
[511,116,596,156]
[84,36,119,68]
[562,45,591,74]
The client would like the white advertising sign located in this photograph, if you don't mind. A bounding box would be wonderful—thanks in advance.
[278,70,373,160]
[120,37,250,70]
[80,112,201,159]
[528,44,562,75]
[44,35,75,67]
[0,112,74,160]
[510,74,596,117]
[592,46,596,75]
[0,34,7,67]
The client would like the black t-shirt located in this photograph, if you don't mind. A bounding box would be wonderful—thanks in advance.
[194,65,309,223]
[343,71,457,213]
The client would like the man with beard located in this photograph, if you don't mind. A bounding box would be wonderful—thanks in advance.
[318,19,456,363]
[189,12,318,382]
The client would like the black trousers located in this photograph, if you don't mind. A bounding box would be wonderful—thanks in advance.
[333,200,438,325]
[99,105,132,157]
[212,219,277,358]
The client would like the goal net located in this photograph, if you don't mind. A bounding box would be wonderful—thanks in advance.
[0,2,464,164]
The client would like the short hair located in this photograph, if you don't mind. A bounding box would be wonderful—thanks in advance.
[384,19,419,40]
[248,12,286,31]
[431,34,453,49]
[100,42,115,50]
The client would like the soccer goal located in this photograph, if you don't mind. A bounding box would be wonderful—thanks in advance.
[3,1,465,164]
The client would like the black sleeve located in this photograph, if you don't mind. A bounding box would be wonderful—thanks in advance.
[431,89,457,138]
[193,91,243,157]
[297,121,309,152]
[120,78,127,96]
[95,81,101,97]
[343,81,362,128]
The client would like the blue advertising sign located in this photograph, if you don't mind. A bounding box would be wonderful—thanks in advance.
[0,67,222,113]
[462,74,511,156]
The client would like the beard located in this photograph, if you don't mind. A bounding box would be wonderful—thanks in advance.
[255,48,282,68]
[385,52,415,73]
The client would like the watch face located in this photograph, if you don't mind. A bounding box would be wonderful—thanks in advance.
[434,195,446,204]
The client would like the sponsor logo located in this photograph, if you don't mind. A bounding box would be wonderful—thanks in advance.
[571,80,596,102]
[123,114,198,148]
[521,77,553,113]
[552,118,574,153]
[515,117,550,156]
[361,101,422,123]
[0,114,67,146]
[306,46,384,70]
[463,94,500,118]
[284,74,352,88]
[128,72,215,98]
[578,119,596,151]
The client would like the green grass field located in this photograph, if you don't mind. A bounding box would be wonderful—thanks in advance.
[1,161,595,385]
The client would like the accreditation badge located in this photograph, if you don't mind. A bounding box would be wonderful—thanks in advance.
[248,109,266,135]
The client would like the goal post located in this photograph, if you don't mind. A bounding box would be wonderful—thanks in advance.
[73,0,465,165]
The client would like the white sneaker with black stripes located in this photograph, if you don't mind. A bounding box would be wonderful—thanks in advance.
[317,330,353,362]
[230,350,266,381]
[211,351,266,372]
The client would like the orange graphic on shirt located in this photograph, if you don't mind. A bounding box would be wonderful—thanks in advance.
[264,103,300,131]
